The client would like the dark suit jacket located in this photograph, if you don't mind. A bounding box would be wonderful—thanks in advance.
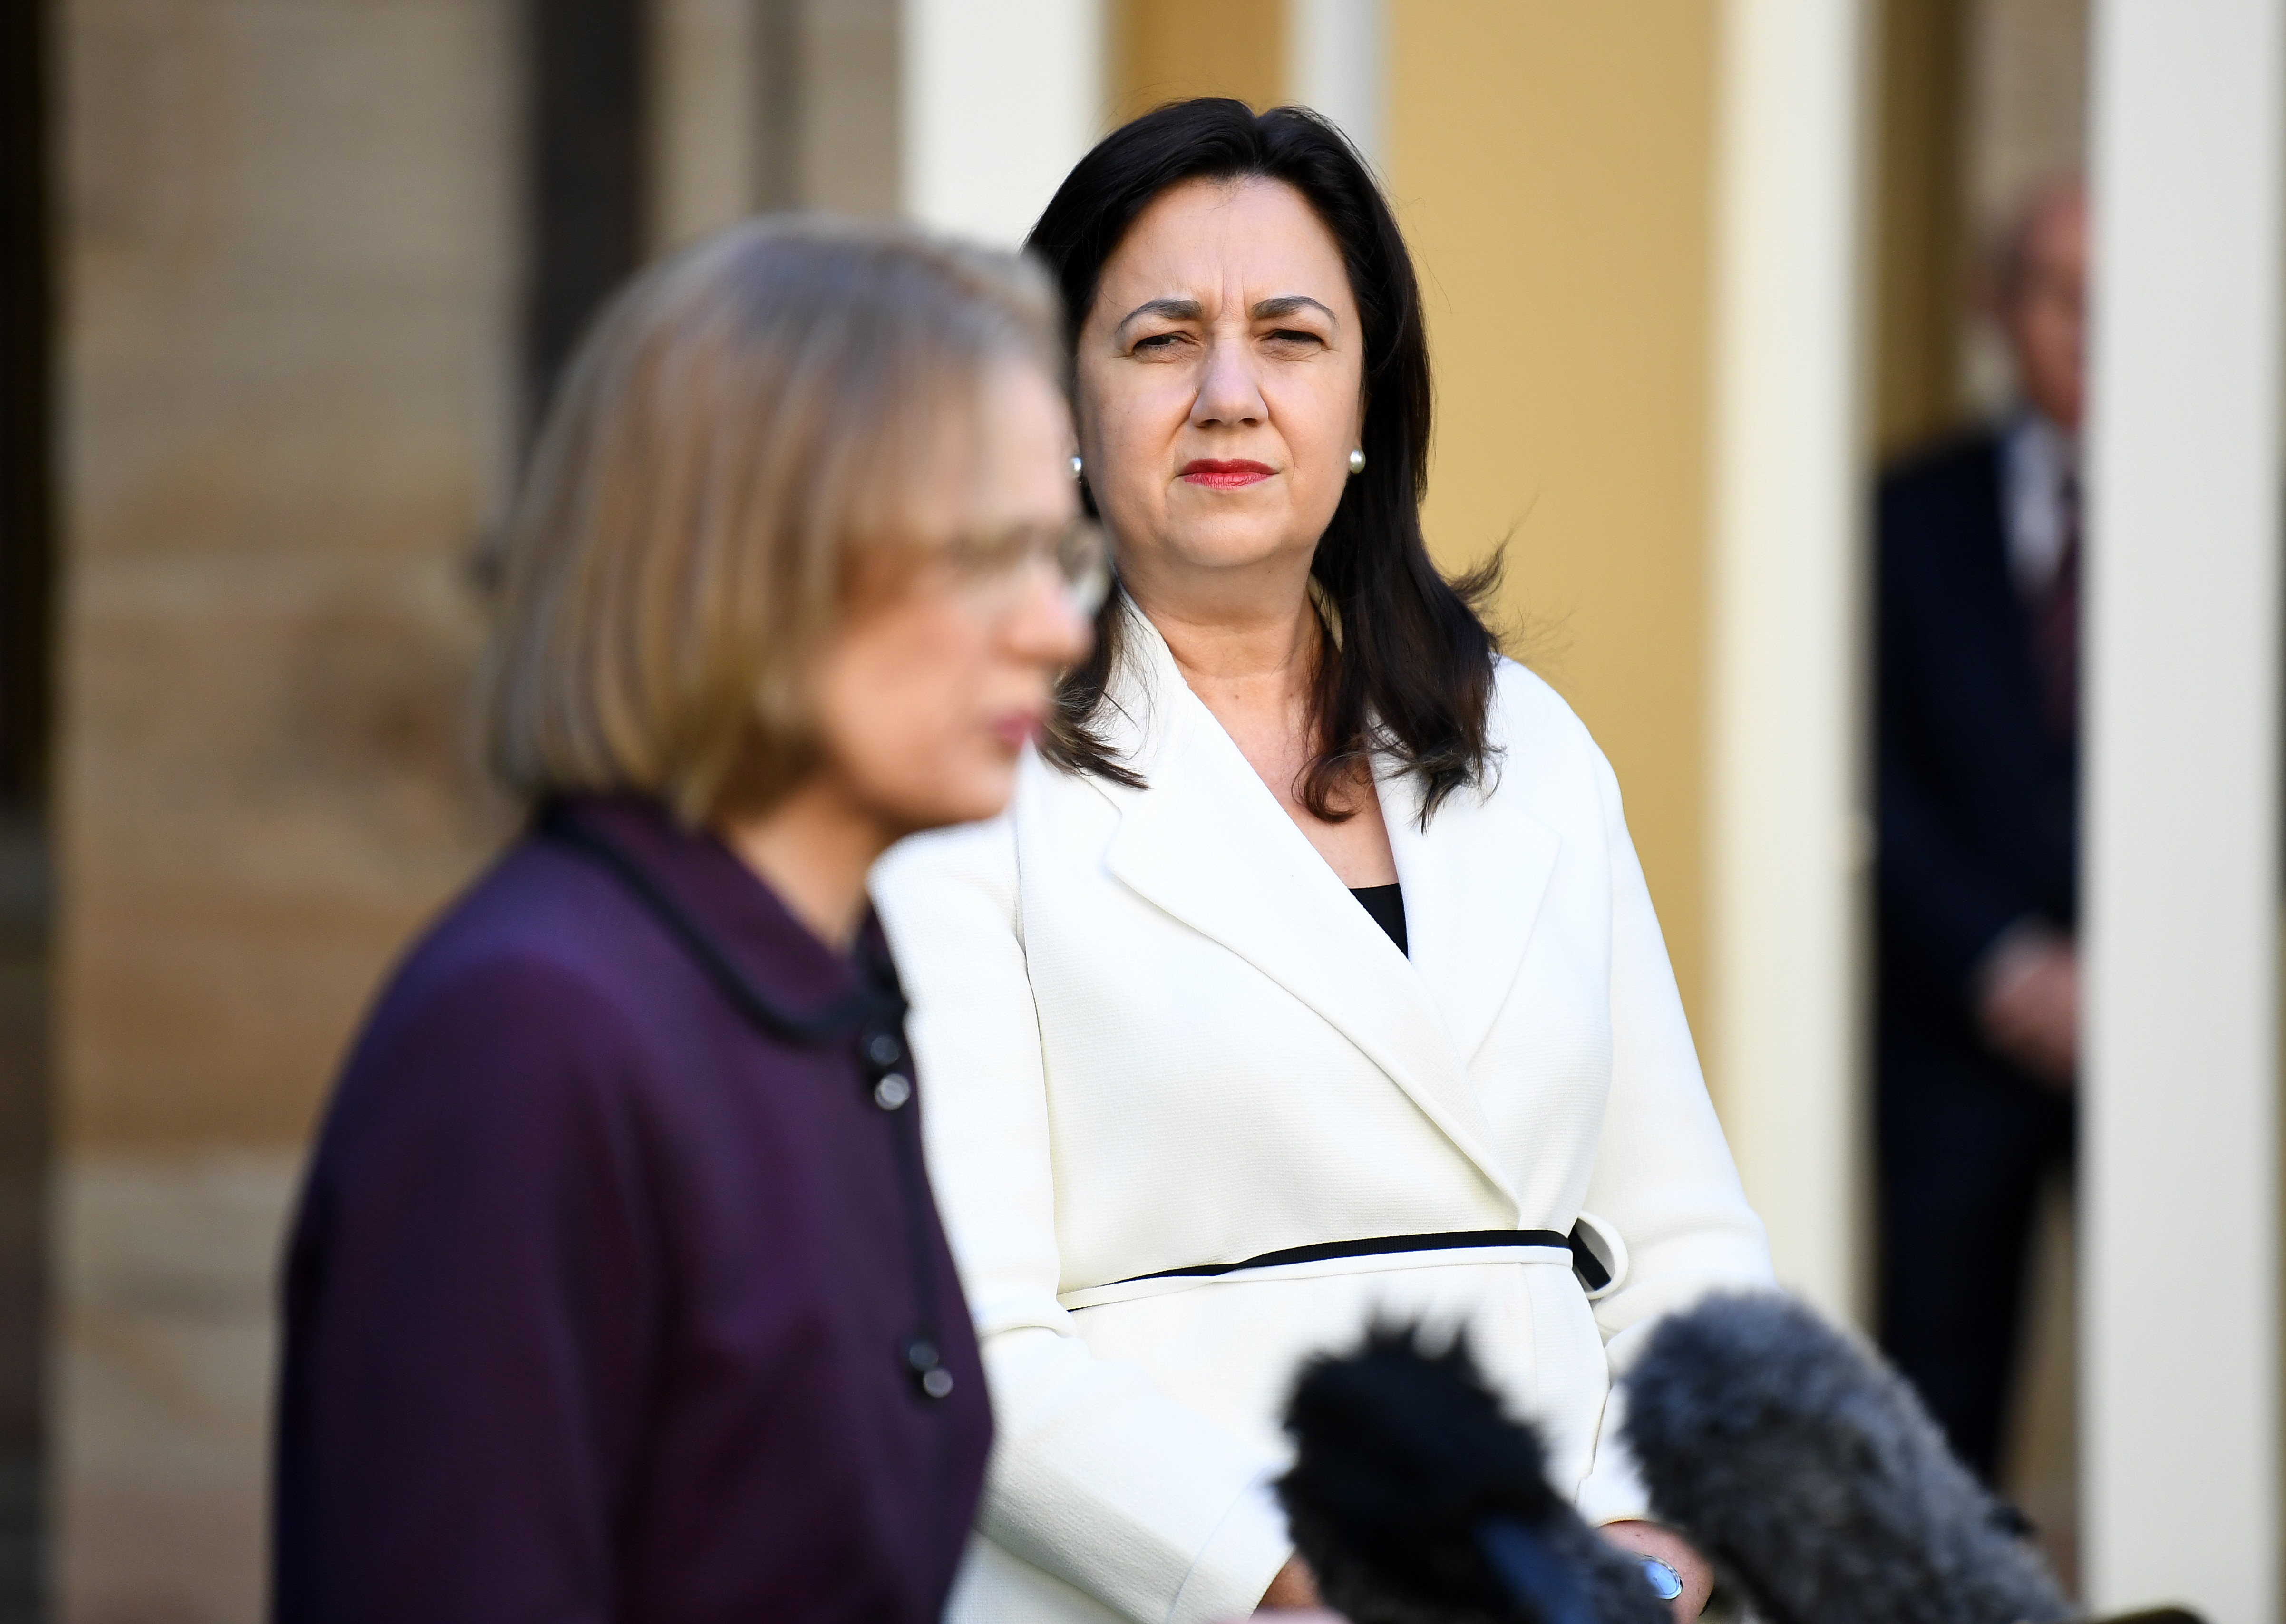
[1876,429,2078,1081]
[273,796,991,1624]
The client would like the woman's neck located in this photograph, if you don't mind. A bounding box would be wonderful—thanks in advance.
[714,775,897,952]
[1134,582,1321,723]
[1134,575,1396,884]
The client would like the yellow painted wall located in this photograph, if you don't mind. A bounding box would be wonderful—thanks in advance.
[1390,3,1720,1029]
[1109,0,1284,120]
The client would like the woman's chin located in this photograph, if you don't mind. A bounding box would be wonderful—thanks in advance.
[871,768,1019,839]
[1154,529,1320,581]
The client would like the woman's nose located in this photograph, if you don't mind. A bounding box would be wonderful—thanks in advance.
[1189,334,1268,428]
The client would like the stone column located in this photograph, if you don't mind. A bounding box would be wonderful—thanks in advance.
[2081,4,2284,1618]
[1704,0,1878,1323]
[900,0,1105,246]
[1286,0,1384,166]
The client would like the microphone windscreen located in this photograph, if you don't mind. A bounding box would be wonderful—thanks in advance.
[1280,1323,1669,1624]
[1620,1292,2072,1624]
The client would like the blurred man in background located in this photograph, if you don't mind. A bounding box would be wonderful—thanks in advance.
[1873,178,2085,1483]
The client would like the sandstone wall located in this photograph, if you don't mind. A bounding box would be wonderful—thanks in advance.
[54,3,516,1615]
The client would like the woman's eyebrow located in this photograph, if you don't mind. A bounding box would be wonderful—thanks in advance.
[1113,297,1205,335]
[1252,294,1337,325]
[1111,293,1338,336]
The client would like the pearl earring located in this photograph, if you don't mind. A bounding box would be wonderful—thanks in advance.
[1070,454,1085,480]
[1347,447,1366,476]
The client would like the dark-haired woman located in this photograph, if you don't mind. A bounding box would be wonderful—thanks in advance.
[874,101,1773,1624]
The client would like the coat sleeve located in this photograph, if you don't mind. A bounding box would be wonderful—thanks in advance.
[273,955,657,1624]
[874,813,1295,1624]
[1570,742,1777,1527]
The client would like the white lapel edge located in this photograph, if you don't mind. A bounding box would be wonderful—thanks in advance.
[1379,761,1564,1067]
[1094,619,1520,1208]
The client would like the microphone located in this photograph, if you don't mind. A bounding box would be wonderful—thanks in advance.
[1277,1323,1671,1624]
[1619,1291,2073,1624]
[1277,1294,2194,1624]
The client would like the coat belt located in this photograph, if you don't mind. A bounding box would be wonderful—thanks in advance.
[1100,1225,1610,1294]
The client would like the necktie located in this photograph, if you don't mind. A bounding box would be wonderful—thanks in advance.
[2033,470,2080,740]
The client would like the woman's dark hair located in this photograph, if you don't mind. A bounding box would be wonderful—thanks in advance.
[1027,98,1502,824]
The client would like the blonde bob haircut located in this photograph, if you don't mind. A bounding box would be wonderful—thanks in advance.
[482,216,1060,823]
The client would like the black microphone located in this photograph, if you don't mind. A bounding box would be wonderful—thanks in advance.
[1619,1291,2073,1624]
[1278,1295,2199,1624]
[1278,1323,1671,1624]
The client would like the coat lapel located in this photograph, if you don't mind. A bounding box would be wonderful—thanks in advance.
[1096,614,1526,1210]
[1379,762,1563,1068]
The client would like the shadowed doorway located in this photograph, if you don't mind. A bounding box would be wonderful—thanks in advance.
[0,0,56,1615]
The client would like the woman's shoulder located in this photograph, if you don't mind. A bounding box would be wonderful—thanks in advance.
[331,842,677,1120]
[1484,656,1608,780]
[301,848,692,1269]
[876,745,1112,884]
[872,801,1022,940]
[397,839,662,1008]
[1464,657,1634,852]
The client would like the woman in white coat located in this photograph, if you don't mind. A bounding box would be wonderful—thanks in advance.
[872,100,1774,1624]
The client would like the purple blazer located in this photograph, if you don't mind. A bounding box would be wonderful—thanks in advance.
[273,796,991,1623]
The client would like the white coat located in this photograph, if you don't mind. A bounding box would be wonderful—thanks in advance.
[872,610,1773,1624]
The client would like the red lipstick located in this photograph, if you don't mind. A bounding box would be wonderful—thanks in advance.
[1179,459,1275,489]
[988,710,1045,749]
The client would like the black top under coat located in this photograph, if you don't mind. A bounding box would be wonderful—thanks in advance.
[1351,882,1408,955]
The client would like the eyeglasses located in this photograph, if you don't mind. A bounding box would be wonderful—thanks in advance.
[931,517,1112,618]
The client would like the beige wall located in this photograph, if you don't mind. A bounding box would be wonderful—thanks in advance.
[1390,2,1719,1031]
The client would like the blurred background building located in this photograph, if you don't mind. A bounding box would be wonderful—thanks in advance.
[0,2,2278,1622]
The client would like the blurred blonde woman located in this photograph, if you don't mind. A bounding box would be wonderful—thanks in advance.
[272,219,1101,1624]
